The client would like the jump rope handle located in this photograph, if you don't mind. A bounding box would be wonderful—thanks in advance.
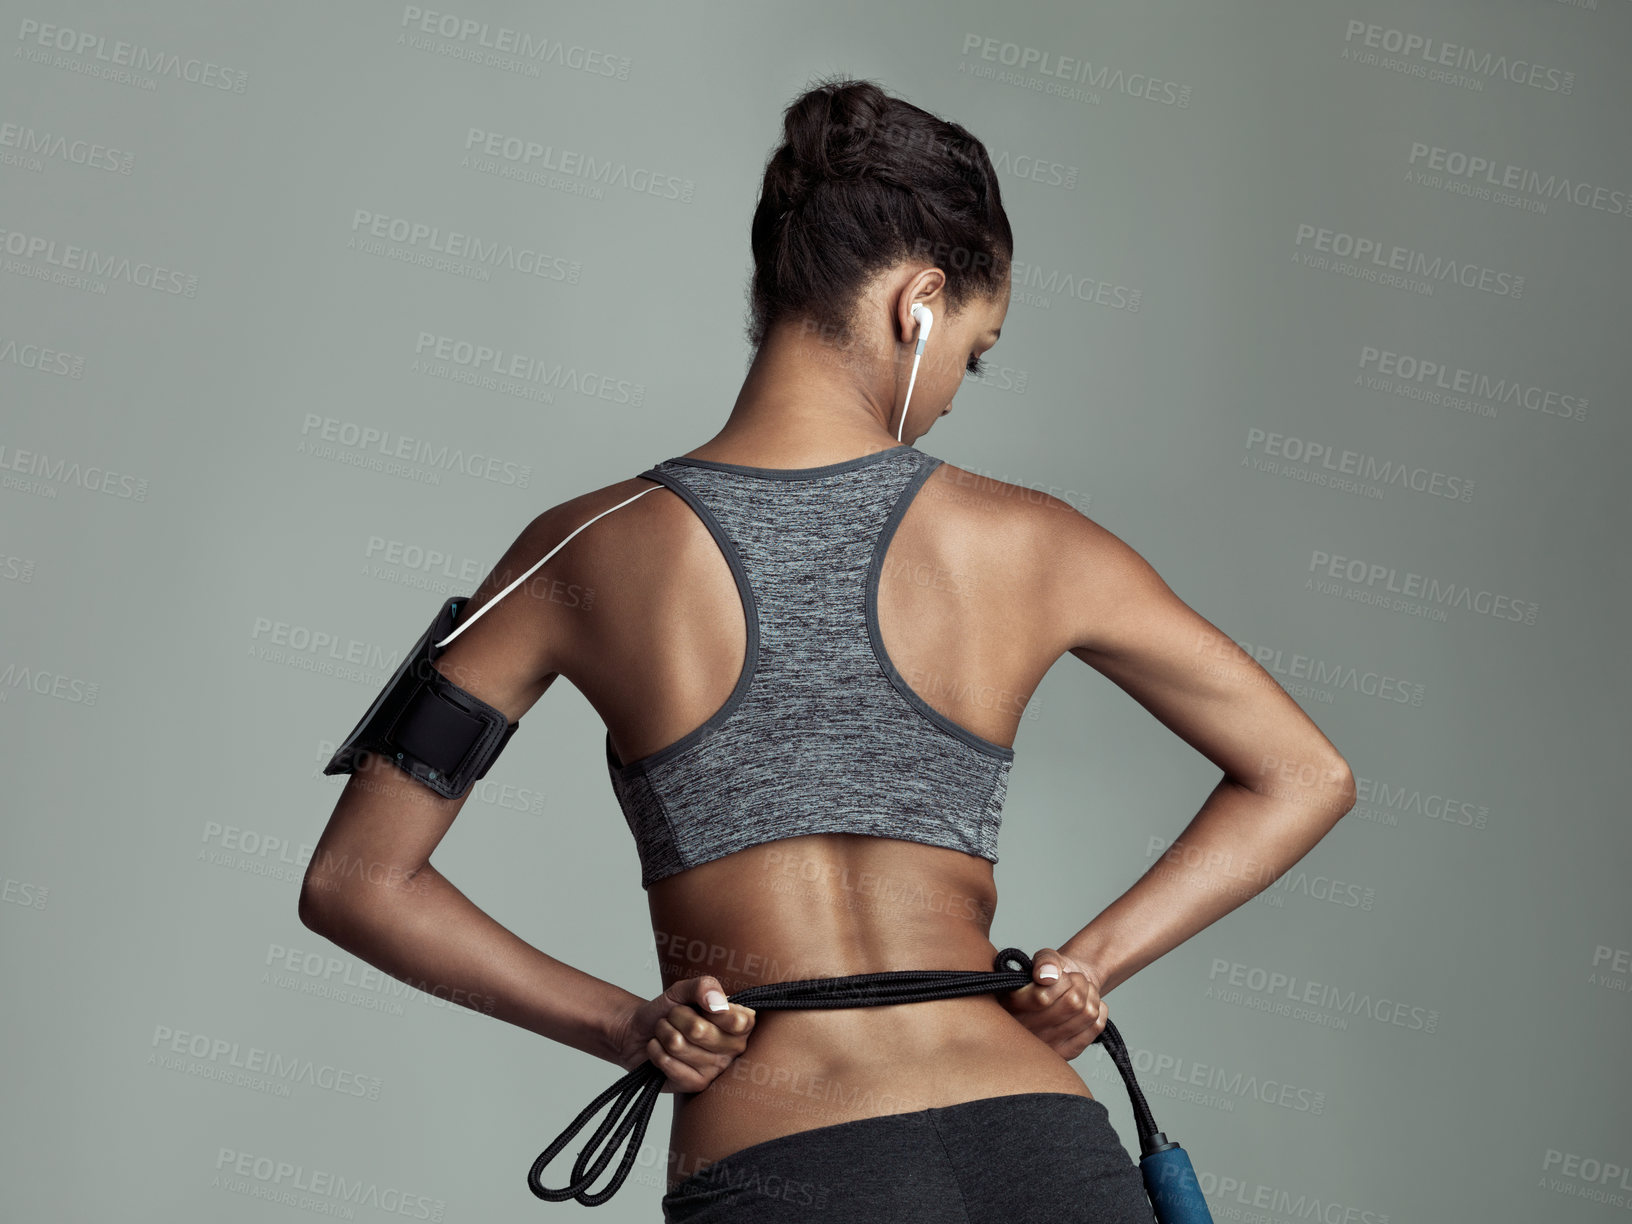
[994,949,1214,1224]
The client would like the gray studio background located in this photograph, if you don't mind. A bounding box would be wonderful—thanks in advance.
[4,1,1629,1221]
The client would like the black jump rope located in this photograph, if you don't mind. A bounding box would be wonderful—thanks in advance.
[528,947,1213,1222]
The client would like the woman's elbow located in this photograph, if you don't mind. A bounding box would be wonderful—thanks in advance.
[1325,756,1358,817]
[297,869,352,936]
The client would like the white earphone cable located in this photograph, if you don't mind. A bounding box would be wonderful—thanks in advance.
[433,484,664,650]
[898,348,922,442]
[898,317,928,442]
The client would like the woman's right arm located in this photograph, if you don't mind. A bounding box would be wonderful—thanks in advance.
[299,753,647,1065]
[300,774,753,1084]
[298,501,754,1083]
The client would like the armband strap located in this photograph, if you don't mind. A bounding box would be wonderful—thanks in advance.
[323,596,519,800]
[324,483,669,799]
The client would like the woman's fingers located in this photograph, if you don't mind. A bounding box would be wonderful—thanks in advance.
[1002,947,1109,1058]
[1023,982,1106,1060]
[1032,973,1100,1028]
[1011,949,1091,1015]
[645,1018,726,1091]
[664,999,755,1054]
[643,977,757,1093]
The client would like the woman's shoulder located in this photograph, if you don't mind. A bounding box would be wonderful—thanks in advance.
[922,457,1100,548]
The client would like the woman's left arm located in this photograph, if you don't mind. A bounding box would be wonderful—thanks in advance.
[1038,502,1357,999]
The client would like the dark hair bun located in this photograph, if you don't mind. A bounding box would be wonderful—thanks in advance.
[783,80,891,187]
[748,76,1011,351]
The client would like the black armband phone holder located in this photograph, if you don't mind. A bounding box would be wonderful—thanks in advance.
[323,596,519,799]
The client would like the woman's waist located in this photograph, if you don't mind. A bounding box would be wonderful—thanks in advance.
[677,996,1092,1126]
[667,997,1093,1185]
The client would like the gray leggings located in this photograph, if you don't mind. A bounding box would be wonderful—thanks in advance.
[661,1091,1158,1223]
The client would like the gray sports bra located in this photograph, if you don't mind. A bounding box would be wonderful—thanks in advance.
[602,443,1015,890]
[435,441,1016,888]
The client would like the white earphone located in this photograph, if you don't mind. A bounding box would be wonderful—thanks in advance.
[898,302,934,441]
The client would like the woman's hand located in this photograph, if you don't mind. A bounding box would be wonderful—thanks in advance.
[997,946,1108,1061]
[609,976,757,1093]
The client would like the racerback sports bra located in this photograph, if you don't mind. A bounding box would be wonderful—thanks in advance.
[605,443,1014,889]
[437,442,1016,890]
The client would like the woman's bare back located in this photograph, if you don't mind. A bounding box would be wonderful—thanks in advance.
[539,454,1098,1191]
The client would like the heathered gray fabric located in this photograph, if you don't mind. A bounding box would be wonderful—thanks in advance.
[603,444,1015,891]
[660,1091,1156,1222]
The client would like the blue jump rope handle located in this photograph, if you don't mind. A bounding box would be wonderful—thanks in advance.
[1141,1144,1212,1224]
